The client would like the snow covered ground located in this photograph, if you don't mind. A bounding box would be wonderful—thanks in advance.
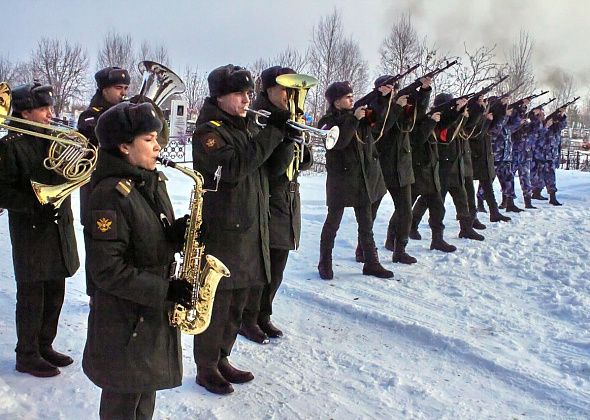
[0,168,588,419]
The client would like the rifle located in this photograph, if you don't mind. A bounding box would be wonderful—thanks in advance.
[545,96,581,122]
[427,75,509,116]
[396,60,459,99]
[487,81,525,108]
[354,63,420,110]
[531,97,555,111]
[509,90,549,110]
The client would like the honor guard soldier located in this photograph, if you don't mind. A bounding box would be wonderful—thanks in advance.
[82,102,191,419]
[192,64,290,394]
[0,82,80,377]
[78,66,130,299]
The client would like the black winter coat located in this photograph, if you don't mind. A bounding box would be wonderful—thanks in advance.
[0,123,79,283]
[376,87,431,189]
[82,151,182,393]
[471,117,495,181]
[252,93,313,250]
[318,106,388,208]
[437,109,467,188]
[460,103,485,179]
[192,98,286,289]
[410,116,439,195]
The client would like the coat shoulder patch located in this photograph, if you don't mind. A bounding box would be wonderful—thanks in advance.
[92,210,117,240]
[115,179,134,197]
[196,130,225,153]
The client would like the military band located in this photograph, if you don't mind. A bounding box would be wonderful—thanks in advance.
[0,52,579,418]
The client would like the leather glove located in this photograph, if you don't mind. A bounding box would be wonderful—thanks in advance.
[266,109,291,130]
[167,278,194,309]
[32,203,60,226]
[165,215,189,243]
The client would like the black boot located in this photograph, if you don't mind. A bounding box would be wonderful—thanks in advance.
[318,245,333,280]
[238,323,269,344]
[218,358,254,384]
[472,217,487,230]
[16,355,60,378]
[458,218,485,241]
[429,229,457,253]
[197,365,234,395]
[489,207,511,222]
[259,319,283,338]
[355,242,364,263]
[391,239,417,264]
[524,196,537,209]
[362,248,394,279]
[477,196,487,213]
[408,219,421,240]
[384,224,396,251]
[505,197,524,213]
[498,195,507,209]
[532,188,548,200]
[549,192,562,206]
[40,347,73,367]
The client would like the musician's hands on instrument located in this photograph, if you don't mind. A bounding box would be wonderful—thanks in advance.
[354,105,367,120]
[266,109,291,130]
[430,112,441,122]
[165,215,189,243]
[32,203,59,226]
[167,278,194,309]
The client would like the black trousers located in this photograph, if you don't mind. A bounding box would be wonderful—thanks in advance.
[377,184,412,243]
[320,204,375,254]
[410,190,445,232]
[194,287,251,366]
[15,279,65,358]
[99,390,156,420]
[478,178,500,210]
[414,174,470,226]
[242,248,290,325]
[464,176,477,217]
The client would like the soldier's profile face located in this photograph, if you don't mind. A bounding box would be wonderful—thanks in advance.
[267,85,289,111]
[217,91,250,117]
[334,94,354,111]
[22,106,53,125]
[120,131,161,171]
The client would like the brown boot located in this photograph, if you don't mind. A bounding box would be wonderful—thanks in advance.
[16,355,60,378]
[532,188,548,200]
[318,244,333,280]
[197,365,234,395]
[238,323,269,344]
[549,192,562,206]
[505,197,524,213]
[524,196,537,209]
[430,229,457,253]
[259,319,283,338]
[391,239,417,264]
[476,196,487,213]
[40,347,73,367]
[458,218,485,241]
[498,195,507,209]
[472,217,487,230]
[218,358,254,384]
[362,247,394,279]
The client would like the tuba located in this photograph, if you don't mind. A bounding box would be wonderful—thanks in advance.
[157,157,230,335]
[0,82,97,208]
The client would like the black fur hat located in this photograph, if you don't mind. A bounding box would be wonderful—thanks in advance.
[325,81,353,106]
[208,64,254,98]
[11,82,54,113]
[260,66,296,92]
[95,67,131,90]
[374,75,400,90]
[434,93,454,107]
[95,102,162,150]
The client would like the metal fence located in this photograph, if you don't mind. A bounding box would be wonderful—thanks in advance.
[560,148,590,171]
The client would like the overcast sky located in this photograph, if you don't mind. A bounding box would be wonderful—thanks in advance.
[5,0,589,94]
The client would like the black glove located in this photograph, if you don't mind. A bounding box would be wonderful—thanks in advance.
[266,109,291,130]
[32,203,60,226]
[167,278,194,309]
[165,215,189,243]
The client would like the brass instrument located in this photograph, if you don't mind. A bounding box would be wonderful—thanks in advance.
[0,82,97,208]
[157,157,230,335]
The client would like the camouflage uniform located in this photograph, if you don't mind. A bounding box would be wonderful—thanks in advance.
[491,112,521,199]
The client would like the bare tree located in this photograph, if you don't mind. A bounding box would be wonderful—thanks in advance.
[307,9,369,121]
[546,68,577,113]
[446,44,504,97]
[274,46,308,73]
[504,30,536,100]
[29,38,89,116]
[182,66,208,120]
[138,41,170,66]
[96,32,140,91]
[379,12,422,77]
[0,55,18,85]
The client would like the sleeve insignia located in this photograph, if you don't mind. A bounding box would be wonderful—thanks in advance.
[92,210,117,240]
[198,131,225,153]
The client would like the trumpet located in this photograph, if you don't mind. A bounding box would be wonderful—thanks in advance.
[245,107,339,147]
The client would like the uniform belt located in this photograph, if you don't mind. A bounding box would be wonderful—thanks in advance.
[288,181,298,193]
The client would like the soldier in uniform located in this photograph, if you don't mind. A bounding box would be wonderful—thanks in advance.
[537,108,567,205]
[82,101,191,419]
[239,66,313,344]
[77,66,131,298]
[0,82,80,377]
[317,81,394,280]
[512,105,538,209]
[191,64,290,394]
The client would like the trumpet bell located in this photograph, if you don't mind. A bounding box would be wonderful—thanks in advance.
[31,176,91,209]
[323,126,340,150]
[276,74,319,90]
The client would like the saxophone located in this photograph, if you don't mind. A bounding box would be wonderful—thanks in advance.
[157,157,230,335]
